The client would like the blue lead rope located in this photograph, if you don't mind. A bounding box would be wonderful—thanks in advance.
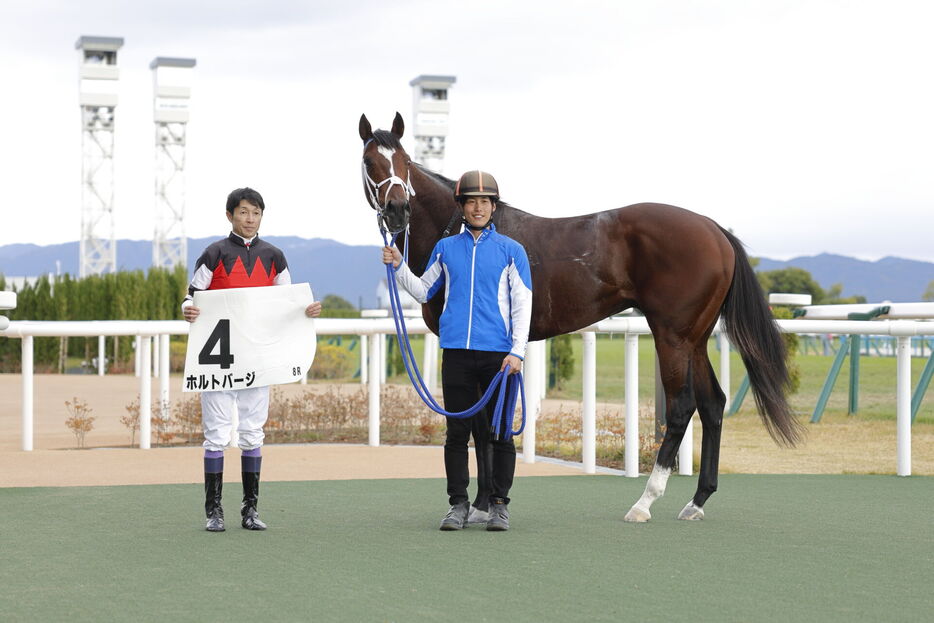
[382,231,525,440]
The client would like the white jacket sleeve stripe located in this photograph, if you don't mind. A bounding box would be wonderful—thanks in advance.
[394,253,444,304]
[273,267,292,286]
[507,261,533,358]
[182,264,215,309]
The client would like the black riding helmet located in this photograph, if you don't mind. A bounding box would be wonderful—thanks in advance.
[454,170,499,203]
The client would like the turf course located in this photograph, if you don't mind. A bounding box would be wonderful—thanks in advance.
[2,475,931,622]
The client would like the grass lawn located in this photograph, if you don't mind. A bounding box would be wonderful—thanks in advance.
[545,334,934,424]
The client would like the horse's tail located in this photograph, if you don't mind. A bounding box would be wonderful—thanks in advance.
[718,227,803,447]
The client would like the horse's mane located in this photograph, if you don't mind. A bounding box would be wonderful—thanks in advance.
[414,163,455,190]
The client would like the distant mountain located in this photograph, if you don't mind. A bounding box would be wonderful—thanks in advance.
[756,253,934,303]
[2,240,932,305]
[0,237,386,309]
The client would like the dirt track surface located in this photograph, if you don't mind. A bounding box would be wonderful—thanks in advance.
[0,374,583,487]
[2,373,931,486]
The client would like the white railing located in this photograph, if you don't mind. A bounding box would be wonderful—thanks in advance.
[2,317,931,476]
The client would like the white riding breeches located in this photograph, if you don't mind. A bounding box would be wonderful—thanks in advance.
[201,386,270,451]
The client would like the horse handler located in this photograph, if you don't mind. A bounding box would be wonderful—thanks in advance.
[183,187,321,532]
[382,170,533,531]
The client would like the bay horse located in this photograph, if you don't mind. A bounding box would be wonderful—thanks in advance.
[359,112,802,522]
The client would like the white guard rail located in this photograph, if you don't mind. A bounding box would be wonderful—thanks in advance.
[2,317,931,476]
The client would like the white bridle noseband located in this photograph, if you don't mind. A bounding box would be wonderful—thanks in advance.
[361,140,416,218]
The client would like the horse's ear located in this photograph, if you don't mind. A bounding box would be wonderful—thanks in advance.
[391,111,405,138]
[359,114,373,142]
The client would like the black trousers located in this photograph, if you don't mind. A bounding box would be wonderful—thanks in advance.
[441,349,517,506]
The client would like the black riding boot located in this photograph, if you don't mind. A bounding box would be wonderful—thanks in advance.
[204,472,225,532]
[241,470,267,530]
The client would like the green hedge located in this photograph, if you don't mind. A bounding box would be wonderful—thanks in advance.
[0,267,188,372]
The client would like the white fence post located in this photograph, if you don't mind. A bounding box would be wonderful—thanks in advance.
[159,334,170,420]
[522,341,541,464]
[22,335,33,451]
[582,332,596,474]
[718,330,730,398]
[152,336,159,379]
[368,330,380,446]
[624,333,639,477]
[98,335,106,376]
[538,340,547,400]
[379,334,387,384]
[678,416,694,475]
[139,335,151,449]
[424,332,439,394]
[134,335,141,377]
[360,334,368,384]
[896,335,912,476]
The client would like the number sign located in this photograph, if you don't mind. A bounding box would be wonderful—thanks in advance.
[183,283,317,392]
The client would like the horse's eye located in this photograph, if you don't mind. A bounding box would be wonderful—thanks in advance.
[363,157,372,167]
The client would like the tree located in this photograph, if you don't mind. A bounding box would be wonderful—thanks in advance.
[548,334,574,390]
[321,294,355,310]
[823,283,866,305]
[320,294,360,318]
[757,267,826,303]
[923,280,934,302]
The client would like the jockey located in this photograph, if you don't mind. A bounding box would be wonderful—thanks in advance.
[183,187,322,532]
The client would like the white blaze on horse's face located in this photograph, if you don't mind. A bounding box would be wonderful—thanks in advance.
[361,141,415,213]
[376,145,395,164]
[361,139,415,235]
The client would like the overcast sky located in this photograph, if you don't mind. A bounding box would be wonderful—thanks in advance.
[2,0,933,262]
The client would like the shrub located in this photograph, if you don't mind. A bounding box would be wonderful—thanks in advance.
[309,343,354,380]
[521,403,660,472]
[172,394,203,444]
[65,397,95,448]
[771,306,801,394]
[119,399,141,446]
[123,396,175,446]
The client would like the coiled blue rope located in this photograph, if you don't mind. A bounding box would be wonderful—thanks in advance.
[382,231,525,440]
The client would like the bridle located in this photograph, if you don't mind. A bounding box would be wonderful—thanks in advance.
[361,138,465,241]
[361,139,415,233]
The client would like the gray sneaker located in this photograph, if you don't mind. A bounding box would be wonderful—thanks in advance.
[467,505,489,525]
[439,501,470,531]
[486,500,510,531]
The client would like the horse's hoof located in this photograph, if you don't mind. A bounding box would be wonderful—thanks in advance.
[677,502,705,521]
[624,506,651,523]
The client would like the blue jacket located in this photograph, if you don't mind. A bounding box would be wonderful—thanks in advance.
[395,225,533,358]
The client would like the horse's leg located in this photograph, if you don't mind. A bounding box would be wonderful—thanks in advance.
[677,351,726,521]
[624,344,696,523]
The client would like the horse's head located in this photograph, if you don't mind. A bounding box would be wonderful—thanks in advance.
[359,112,415,235]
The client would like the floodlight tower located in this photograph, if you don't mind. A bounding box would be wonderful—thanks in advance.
[150,57,196,269]
[409,75,456,173]
[76,36,123,277]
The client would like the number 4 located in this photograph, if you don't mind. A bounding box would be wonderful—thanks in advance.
[199,319,235,369]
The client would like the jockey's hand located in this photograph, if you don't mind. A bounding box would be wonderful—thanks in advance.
[501,354,523,375]
[382,245,402,268]
[305,302,322,318]
[183,306,200,323]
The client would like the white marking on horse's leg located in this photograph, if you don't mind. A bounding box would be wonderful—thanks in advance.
[677,501,705,521]
[624,465,672,523]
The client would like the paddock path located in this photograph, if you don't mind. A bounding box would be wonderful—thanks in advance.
[0,374,583,487]
[1,373,932,487]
